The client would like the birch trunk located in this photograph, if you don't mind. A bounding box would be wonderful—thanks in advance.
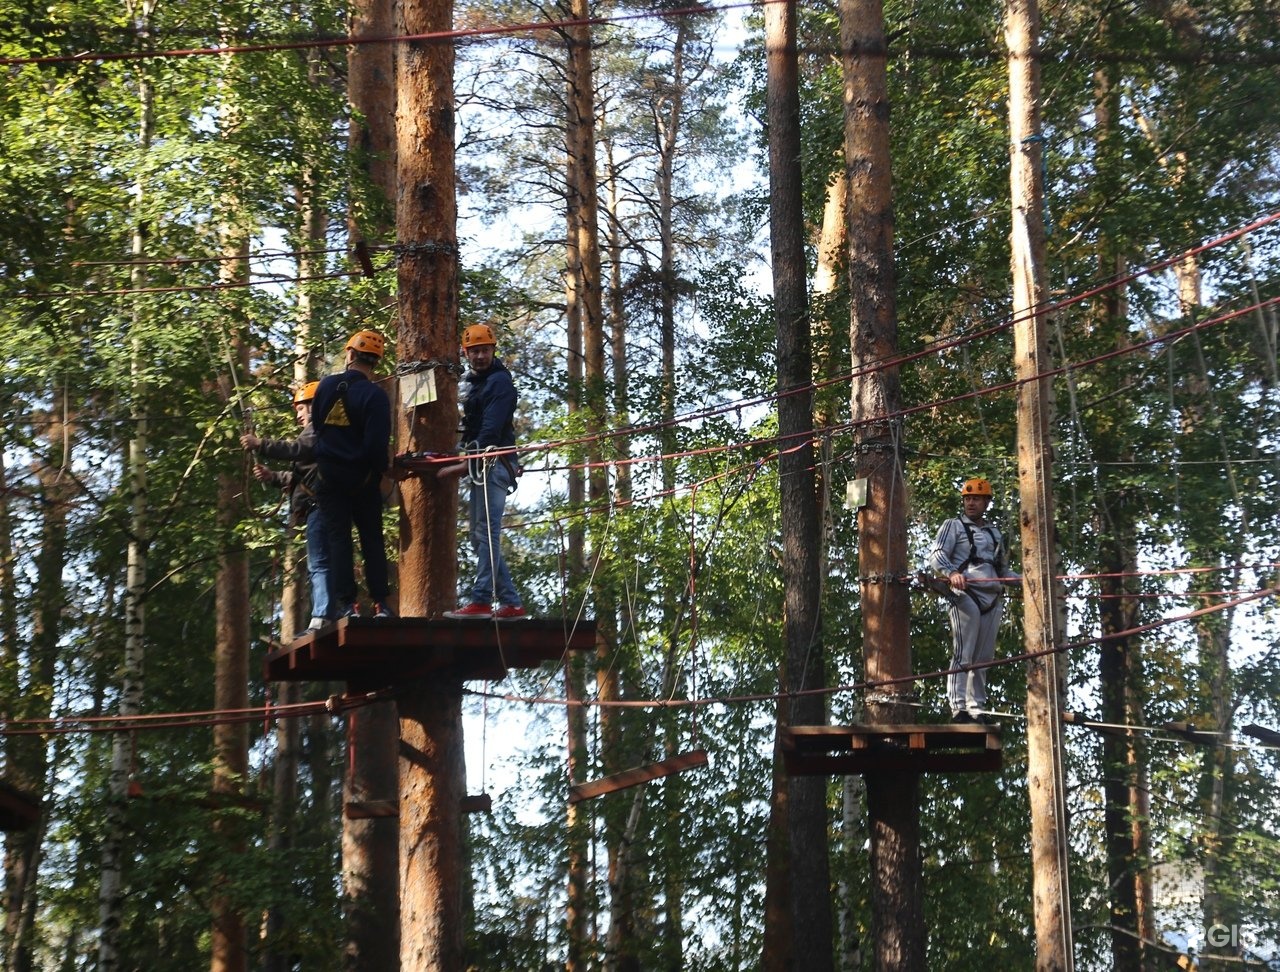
[97,16,156,959]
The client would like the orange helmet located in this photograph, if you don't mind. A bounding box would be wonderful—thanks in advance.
[293,380,320,405]
[345,329,386,358]
[961,477,993,497]
[461,323,497,349]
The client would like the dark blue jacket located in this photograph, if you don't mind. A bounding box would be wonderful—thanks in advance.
[461,359,516,449]
[313,370,391,473]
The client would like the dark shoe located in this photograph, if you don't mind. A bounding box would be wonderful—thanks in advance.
[372,601,395,620]
[341,603,361,620]
[951,710,975,724]
[492,604,528,621]
[444,602,492,620]
[974,711,1001,726]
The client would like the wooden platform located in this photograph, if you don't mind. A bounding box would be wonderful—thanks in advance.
[781,723,1002,775]
[0,780,39,831]
[264,616,596,688]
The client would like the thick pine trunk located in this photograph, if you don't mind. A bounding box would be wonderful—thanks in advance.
[344,2,401,964]
[838,0,920,966]
[394,0,465,965]
[763,2,833,970]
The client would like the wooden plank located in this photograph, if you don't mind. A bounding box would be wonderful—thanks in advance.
[345,800,398,820]
[784,748,1002,776]
[1242,723,1280,747]
[567,749,709,804]
[460,794,493,814]
[264,616,596,685]
[782,724,997,754]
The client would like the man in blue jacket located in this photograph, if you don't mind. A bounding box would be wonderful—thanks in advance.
[445,323,527,620]
[312,329,394,620]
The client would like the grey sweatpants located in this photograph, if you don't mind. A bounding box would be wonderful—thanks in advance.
[945,592,1003,713]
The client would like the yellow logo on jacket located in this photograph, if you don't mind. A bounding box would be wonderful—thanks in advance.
[324,399,351,427]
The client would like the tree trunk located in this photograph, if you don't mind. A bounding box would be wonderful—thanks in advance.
[344,2,402,961]
[97,23,156,961]
[838,0,920,966]
[397,685,465,970]
[394,0,465,964]
[562,3,631,966]
[1006,0,1073,967]
[1087,57,1153,969]
[763,2,833,970]
[3,393,74,972]
[564,157,592,969]
[211,249,251,972]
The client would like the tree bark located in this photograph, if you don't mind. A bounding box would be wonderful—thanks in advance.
[3,394,74,972]
[763,2,833,970]
[211,246,251,972]
[394,0,465,964]
[97,22,156,961]
[839,0,920,966]
[344,1,401,965]
[1006,0,1073,966]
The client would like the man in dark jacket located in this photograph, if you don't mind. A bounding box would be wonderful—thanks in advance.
[242,380,331,631]
[444,323,527,620]
[312,329,394,619]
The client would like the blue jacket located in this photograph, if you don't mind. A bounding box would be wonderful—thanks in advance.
[461,359,517,449]
[312,370,391,473]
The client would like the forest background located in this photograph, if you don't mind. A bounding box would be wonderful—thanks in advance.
[1,0,1278,969]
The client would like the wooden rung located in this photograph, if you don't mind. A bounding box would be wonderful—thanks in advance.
[461,794,493,814]
[568,749,709,804]
[345,800,399,819]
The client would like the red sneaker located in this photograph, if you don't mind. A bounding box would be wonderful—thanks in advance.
[492,605,528,621]
[444,602,492,620]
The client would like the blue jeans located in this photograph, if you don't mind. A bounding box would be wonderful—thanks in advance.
[468,461,520,607]
[304,506,333,619]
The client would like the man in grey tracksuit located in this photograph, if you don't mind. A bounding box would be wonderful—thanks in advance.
[929,477,1019,724]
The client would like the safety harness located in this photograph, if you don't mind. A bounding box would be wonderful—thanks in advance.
[957,518,1004,616]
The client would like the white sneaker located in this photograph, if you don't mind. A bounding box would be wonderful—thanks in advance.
[307,617,326,631]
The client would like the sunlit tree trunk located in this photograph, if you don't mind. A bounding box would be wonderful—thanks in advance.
[839,0,919,965]
[395,0,466,964]
[1007,0,1072,966]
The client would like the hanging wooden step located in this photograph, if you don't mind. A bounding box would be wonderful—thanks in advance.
[568,749,709,804]
[460,793,492,814]
[0,780,39,832]
[264,616,596,689]
[781,724,1002,776]
[345,800,399,820]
